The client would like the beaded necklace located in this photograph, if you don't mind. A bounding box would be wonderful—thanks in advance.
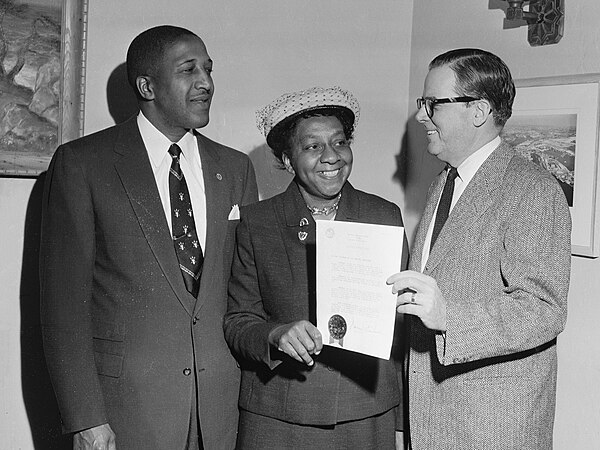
[305,192,342,216]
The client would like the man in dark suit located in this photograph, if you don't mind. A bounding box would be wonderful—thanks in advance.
[387,48,571,449]
[40,25,258,449]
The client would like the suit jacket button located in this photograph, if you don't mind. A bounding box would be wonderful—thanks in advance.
[192,317,198,325]
[183,368,192,376]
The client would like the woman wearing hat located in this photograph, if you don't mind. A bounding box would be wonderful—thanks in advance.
[224,86,408,449]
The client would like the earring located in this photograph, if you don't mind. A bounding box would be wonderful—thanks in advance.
[283,160,294,174]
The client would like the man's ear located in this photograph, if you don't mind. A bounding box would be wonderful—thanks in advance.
[281,153,295,175]
[136,75,154,101]
[473,99,493,127]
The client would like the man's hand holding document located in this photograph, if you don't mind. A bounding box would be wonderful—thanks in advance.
[316,220,404,359]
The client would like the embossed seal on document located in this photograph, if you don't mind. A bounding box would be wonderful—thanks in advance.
[328,314,347,340]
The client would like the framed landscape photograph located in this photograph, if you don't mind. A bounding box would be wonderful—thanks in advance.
[502,74,600,257]
[0,0,87,177]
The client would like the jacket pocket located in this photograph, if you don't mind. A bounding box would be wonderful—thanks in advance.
[93,346,124,378]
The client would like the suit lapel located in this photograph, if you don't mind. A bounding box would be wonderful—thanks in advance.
[410,170,445,272]
[279,182,360,292]
[334,182,360,222]
[425,143,515,273]
[280,181,359,244]
[282,181,329,323]
[278,181,314,284]
[113,119,194,316]
[193,133,229,315]
[196,133,224,256]
[282,180,315,242]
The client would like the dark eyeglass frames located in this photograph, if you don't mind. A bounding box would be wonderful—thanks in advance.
[416,96,479,118]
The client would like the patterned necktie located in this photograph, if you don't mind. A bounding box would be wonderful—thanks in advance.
[430,165,459,251]
[169,144,203,297]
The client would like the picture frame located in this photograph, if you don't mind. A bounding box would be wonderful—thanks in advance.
[0,0,87,177]
[502,74,600,258]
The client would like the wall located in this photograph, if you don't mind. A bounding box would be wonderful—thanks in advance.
[85,1,413,203]
[4,0,596,448]
[406,1,600,449]
[0,1,413,447]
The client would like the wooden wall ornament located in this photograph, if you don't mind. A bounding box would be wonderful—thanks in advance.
[528,0,564,46]
[504,0,564,46]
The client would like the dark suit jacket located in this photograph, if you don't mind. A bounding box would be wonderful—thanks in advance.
[407,142,571,449]
[224,181,407,427]
[40,117,258,450]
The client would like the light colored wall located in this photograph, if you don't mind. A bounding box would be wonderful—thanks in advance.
[406,1,600,449]
[4,1,597,448]
[85,1,413,202]
[0,1,413,447]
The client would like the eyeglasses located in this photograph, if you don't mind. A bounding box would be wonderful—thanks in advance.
[416,96,479,118]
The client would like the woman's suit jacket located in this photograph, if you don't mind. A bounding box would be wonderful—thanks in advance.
[40,117,258,449]
[407,142,571,450]
[224,181,408,426]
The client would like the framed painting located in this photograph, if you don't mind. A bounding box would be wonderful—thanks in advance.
[0,0,87,177]
[502,74,600,257]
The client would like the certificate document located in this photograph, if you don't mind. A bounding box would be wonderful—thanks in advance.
[315,220,404,359]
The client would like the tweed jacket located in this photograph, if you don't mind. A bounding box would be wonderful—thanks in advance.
[406,141,571,449]
[40,117,258,449]
[224,181,408,426]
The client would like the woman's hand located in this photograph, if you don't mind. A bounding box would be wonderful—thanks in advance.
[268,320,323,366]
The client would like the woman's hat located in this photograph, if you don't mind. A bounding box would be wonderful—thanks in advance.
[256,86,360,148]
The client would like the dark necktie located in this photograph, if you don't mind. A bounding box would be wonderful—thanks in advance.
[430,165,459,251]
[169,144,203,297]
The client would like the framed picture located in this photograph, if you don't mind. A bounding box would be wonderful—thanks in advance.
[502,74,600,258]
[0,0,87,177]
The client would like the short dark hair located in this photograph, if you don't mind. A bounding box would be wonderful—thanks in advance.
[126,25,199,99]
[430,48,515,127]
[268,107,355,166]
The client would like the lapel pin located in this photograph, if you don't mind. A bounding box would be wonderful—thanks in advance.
[299,217,309,227]
[298,231,308,241]
[216,173,223,180]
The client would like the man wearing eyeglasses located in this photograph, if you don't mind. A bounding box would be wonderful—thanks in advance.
[387,48,571,449]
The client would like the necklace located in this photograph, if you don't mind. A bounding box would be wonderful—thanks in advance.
[305,193,342,216]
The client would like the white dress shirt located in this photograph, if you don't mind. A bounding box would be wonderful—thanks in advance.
[137,112,207,250]
[421,135,501,271]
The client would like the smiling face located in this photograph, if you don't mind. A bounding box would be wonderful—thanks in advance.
[141,34,214,141]
[282,115,353,207]
[416,65,478,167]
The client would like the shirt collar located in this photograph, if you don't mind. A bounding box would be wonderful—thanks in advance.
[137,112,198,167]
[455,135,501,184]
